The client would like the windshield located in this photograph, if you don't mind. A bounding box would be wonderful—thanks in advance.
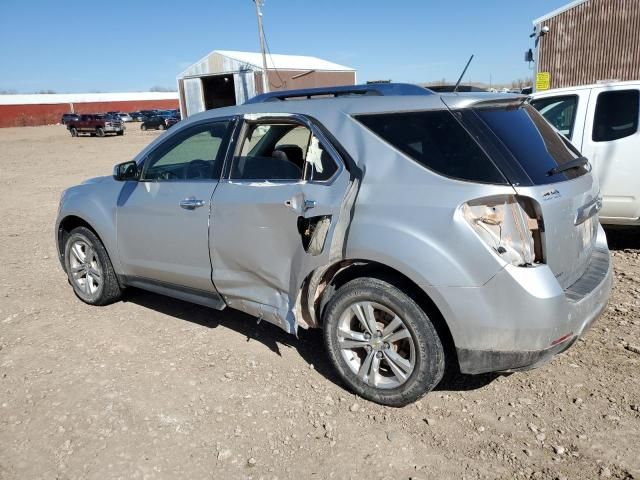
[474,103,588,185]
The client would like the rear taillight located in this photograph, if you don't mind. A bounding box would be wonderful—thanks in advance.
[462,195,543,267]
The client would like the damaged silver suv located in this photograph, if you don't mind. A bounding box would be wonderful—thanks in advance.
[56,84,613,406]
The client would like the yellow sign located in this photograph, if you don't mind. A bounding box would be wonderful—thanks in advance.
[536,72,551,91]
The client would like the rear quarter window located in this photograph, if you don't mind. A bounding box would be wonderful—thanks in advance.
[354,110,507,184]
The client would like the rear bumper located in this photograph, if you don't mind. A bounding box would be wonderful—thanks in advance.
[433,225,613,374]
[457,336,578,374]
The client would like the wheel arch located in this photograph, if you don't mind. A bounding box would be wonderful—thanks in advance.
[57,215,112,273]
[300,258,459,371]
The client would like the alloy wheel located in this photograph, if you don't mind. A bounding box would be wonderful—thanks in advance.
[68,239,102,296]
[337,301,416,389]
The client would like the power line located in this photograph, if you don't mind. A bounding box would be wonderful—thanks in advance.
[263,27,286,89]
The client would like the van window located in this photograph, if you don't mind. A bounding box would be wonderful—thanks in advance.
[355,110,507,184]
[530,95,578,139]
[592,90,639,142]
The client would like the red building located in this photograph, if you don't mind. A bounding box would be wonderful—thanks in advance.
[0,92,179,128]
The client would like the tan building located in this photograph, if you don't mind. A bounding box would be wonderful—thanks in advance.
[177,50,356,118]
[533,0,640,90]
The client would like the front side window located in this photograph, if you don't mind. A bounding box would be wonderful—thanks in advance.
[592,90,639,142]
[230,122,338,182]
[142,121,230,181]
[530,95,578,139]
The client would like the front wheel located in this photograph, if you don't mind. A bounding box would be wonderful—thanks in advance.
[158,123,165,130]
[141,124,147,131]
[95,127,105,137]
[70,127,78,137]
[323,277,445,407]
[116,130,124,136]
[64,227,122,306]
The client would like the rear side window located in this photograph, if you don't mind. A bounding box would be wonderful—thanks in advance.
[476,104,587,185]
[530,95,578,139]
[355,110,507,184]
[592,90,639,142]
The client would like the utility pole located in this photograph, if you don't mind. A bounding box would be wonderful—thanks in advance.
[254,0,269,93]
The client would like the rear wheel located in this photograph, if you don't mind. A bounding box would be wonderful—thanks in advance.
[95,127,105,137]
[64,227,121,306]
[323,277,445,406]
[70,127,78,137]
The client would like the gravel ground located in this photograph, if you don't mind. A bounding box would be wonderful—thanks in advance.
[0,124,639,480]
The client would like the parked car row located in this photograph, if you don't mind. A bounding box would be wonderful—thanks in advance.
[61,109,181,125]
[62,109,181,137]
[141,114,179,131]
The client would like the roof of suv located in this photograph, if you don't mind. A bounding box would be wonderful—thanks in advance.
[186,84,525,124]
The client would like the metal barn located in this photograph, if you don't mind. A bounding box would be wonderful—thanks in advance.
[176,50,356,118]
[533,0,640,90]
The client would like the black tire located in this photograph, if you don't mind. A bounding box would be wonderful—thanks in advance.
[64,226,121,306]
[141,124,147,131]
[158,123,165,130]
[116,130,124,136]
[95,127,105,137]
[70,127,78,137]
[323,277,445,407]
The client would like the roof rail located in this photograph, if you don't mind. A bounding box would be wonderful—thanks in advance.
[244,83,432,104]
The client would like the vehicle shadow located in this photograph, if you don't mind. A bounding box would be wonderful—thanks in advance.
[604,226,640,251]
[122,288,499,396]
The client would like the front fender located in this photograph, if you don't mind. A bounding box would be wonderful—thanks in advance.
[56,178,123,273]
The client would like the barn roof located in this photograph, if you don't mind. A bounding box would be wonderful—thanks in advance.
[178,50,354,78]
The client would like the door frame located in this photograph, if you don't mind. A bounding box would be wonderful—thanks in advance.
[210,112,354,333]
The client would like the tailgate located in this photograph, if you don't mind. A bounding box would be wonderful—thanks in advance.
[514,175,600,289]
[466,100,600,289]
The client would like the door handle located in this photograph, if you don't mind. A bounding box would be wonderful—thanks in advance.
[180,197,205,210]
[303,199,316,212]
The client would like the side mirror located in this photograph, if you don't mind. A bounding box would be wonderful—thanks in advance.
[113,160,140,181]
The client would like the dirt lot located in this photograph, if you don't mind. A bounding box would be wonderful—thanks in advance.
[0,124,639,480]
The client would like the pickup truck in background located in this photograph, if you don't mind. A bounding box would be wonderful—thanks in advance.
[530,81,640,226]
[66,114,124,137]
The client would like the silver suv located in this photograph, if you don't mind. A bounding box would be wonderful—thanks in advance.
[55,84,613,406]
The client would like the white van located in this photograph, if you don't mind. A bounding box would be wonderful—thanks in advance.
[531,81,640,226]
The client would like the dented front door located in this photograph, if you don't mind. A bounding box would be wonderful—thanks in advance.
[210,114,351,333]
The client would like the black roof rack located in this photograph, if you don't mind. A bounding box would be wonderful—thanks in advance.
[244,83,432,104]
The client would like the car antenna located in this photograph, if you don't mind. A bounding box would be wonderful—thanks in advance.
[453,54,474,93]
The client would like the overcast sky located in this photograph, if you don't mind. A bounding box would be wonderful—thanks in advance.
[0,0,568,93]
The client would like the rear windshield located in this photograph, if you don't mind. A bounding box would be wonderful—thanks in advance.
[475,103,587,184]
[355,110,507,184]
